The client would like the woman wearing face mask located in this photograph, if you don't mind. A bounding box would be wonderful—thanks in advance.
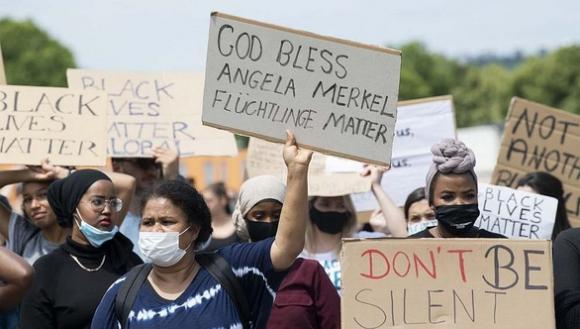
[90,131,313,329]
[404,187,437,235]
[301,194,356,292]
[20,169,141,329]
[233,175,340,329]
[409,139,505,238]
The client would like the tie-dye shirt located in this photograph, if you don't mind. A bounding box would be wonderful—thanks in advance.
[91,238,277,329]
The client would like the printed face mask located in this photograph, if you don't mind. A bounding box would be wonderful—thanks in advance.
[309,207,349,235]
[245,219,279,242]
[407,219,439,236]
[435,204,480,236]
[75,209,118,247]
[138,227,192,267]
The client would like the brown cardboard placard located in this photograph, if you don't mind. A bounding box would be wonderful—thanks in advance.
[202,12,401,166]
[341,238,555,329]
[491,97,580,226]
[0,85,107,166]
[67,70,238,158]
[246,137,371,196]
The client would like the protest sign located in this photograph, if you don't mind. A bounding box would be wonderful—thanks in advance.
[0,85,107,166]
[491,97,579,226]
[202,12,401,166]
[348,96,456,211]
[67,69,238,158]
[475,184,558,239]
[342,238,554,329]
[246,137,370,196]
[0,45,6,85]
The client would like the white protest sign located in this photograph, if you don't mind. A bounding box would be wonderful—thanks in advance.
[0,85,107,166]
[475,183,558,239]
[246,137,370,196]
[202,12,401,166]
[349,96,456,211]
[67,70,238,158]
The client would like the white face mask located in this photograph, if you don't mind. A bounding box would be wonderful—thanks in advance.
[138,227,192,267]
[407,220,438,236]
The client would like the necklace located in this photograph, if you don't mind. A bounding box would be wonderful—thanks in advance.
[70,254,106,272]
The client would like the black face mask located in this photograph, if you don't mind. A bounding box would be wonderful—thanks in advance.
[245,219,279,242]
[309,207,349,235]
[435,204,480,236]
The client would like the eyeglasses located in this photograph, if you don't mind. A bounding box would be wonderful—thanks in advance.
[83,197,123,213]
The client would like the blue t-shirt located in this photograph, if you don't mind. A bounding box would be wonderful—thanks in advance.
[91,238,278,329]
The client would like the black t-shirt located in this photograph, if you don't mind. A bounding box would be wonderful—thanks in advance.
[20,233,142,329]
[554,228,580,329]
[409,227,507,239]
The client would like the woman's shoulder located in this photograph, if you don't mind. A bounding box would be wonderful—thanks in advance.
[476,229,507,239]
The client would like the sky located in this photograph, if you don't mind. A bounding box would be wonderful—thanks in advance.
[1,0,579,72]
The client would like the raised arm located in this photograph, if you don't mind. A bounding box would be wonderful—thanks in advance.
[102,171,136,225]
[361,165,407,237]
[153,147,179,180]
[0,246,34,311]
[0,161,68,238]
[270,131,313,271]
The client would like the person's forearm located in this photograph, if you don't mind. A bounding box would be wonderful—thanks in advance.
[0,248,34,311]
[103,171,136,223]
[372,183,407,237]
[272,165,309,269]
[0,169,34,188]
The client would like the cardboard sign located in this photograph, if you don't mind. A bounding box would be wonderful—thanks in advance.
[246,137,370,196]
[0,45,6,85]
[202,12,401,166]
[346,96,456,211]
[342,238,555,329]
[475,184,558,239]
[491,97,579,226]
[67,70,238,158]
[0,85,107,166]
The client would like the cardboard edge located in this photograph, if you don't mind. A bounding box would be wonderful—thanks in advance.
[202,120,392,166]
[211,12,402,57]
[397,95,453,106]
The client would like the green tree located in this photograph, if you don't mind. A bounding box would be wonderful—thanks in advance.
[452,64,511,127]
[510,45,580,115]
[0,18,76,86]
[398,41,466,100]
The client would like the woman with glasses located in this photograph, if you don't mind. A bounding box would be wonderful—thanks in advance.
[20,169,142,329]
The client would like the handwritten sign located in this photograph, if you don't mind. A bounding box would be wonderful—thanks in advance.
[0,85,107,166]
[342,238,555,329]
[0,45,6,85]
[491,97,579,226]
[246,137,370,196]
[346,96,456,211]
[475,184,558,239]
[67,70,238,158]
[202,12,401,166]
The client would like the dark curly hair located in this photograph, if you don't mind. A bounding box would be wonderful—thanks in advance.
[142,180,213,248]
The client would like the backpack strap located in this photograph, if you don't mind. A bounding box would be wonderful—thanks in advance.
[115,263,153,328]
[196,252,252,329]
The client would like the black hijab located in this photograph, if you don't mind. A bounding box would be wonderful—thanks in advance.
[47,169,111,228]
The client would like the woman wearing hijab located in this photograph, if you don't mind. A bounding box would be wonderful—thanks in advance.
[233,175,340,329]
[20,169,142,329]
[90,131,312,329]
[410,138,505,238]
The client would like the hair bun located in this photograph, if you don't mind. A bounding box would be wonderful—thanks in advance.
[430,138,476,174]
